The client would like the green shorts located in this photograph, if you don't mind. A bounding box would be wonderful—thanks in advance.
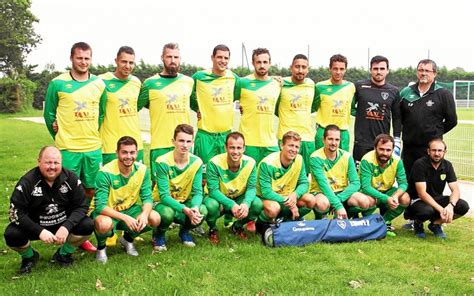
[279,140,314,174]
[92,204,151,235]
[102,149,144,166]
[377,187,398,205]
[149,147,174,178]
[61,149,102,188]
[315,126,350,152]
[194,129,230,164]
[244,145,279,164]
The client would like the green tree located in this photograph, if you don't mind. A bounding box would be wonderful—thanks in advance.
[0,0,42,76]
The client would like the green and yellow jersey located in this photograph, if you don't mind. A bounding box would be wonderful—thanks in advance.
[153,151,203,212]
[94,159,152,214]
[359,150,407,202]
[309,148,360,210]
[99,72,143,154]
[238,74,281,147]
[276,77,317,141]
[257,152,308,203]
[137,74,193,149]
[206,153,256,210]
[191,69,240,133]
[43,72,107,152]
[314,79,355,130]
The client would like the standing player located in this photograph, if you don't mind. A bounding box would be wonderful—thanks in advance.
[43,41,106,252]
[314,54,355,151]
[359,134,410,236]
[151,124,207,251]
[255,131,328,235]
[351,55,402,165]
[399,59,457,175]
[191,44,240,165]
[276,54,317,173]
[138,42,194,175]
[93,136,161,263]
[99,46,144,165]
[239,48,281,164]
[310,125,374,219]
[204,132,262,244]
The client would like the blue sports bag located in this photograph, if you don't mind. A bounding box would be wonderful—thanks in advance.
[264,214,387,247]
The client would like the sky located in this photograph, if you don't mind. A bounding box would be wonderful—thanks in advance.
[28,0,474,73]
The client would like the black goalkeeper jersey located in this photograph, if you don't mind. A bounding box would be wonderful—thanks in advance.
[352,79,401,147]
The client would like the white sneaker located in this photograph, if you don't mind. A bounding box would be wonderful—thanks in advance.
[119,236,139,256]
[96,247,108,264]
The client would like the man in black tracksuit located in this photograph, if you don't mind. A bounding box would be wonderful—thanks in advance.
[352,55,402,165]
[399,59,457,175]
[4,146,94,274]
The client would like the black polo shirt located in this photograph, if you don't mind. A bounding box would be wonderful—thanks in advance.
[407,156,457,199]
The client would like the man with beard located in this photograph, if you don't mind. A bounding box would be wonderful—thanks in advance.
[351,56,402,165]
[204,132,262,244]
[399,59,457,175]
[152,124,207,251]
[276,54,317,174]
[359,134,410,236]
[191,44,240,165]
[255,131,326,235]
[239,48,281,164]
[43,41,106,253]
[99,46,144,165]
[4,146,94,274]
[406,138,469,239]
[138,42,194,175]
[314,54,355,151]
[310,125,373,219]
[93,136,161,263]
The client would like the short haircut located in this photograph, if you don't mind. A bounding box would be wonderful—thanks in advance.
[370,55,389,69]
[323,124,340,138]
[282,131,301,144]
[374,134,394,148]
[292,54,308,63]
[70,42,92,57]
[162,42,179,55]
[38,146,59,159]
[117,46,135,57]
[173,124,194,139]
[329,54,347,68]
[252,48,271,62]
[226,131,245,146]
[116,136,137,151]
[213,44,230,57]
[417,59,437,73]
[428,137,446,150]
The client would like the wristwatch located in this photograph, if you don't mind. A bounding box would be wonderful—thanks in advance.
[449,202,456,208]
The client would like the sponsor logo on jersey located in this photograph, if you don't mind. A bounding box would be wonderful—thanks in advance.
[32,186,43,197]
[45,203,59,215]
[332,99,345,117]
[74,100,95,120]
[211,87,231,105]
[256,96,273,113]
[59,184,69,194]
[426,100,434,107]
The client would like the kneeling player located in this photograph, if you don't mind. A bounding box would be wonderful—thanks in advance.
[359,134,410,236]
[310,125,374,219]
[93,136,161,263]
[204,132,262,244]
[256,131,326,234]
[152,124,207,251]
